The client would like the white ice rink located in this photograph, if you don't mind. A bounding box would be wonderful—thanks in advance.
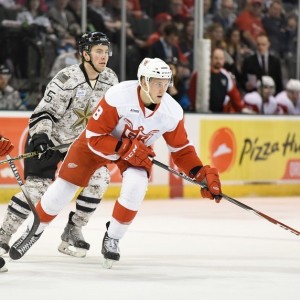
[0,197,300,300]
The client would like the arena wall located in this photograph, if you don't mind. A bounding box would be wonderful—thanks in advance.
[1,112,299,202]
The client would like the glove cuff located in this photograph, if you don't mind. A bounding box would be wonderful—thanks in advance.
[115,138,131,156]
[189,165,203,178]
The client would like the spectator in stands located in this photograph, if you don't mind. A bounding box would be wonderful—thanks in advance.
[87,0,116,33]
[189,48,247,113]
[225,26,252,88]
[182,0,194,17]
[0,64,27,110]
[103,0,150,79]
[280,12,297,79]
[205,22,227,52]
[139,0,169,18]
[125,0,144,18]
[66,0,81,29]
[262,0,286,57]
[149,23,180,62]
[167,0,188,30]
[205,22,236,71]
[135,12,172,51]
[16,0,57,78]
[282,0,298,14]
[241,33,283,95]
[203,0,214,31]
[213,0,237,35]
[47,0,81,51]
[0,0,22,11]
[166,57,191,111]
[235,0,265,50]
[178,17,194,70]
[16,0,53,34]
[243,75,283,114]
[16,0,47,12]
[275,79,300,114]
[48,47,80,78]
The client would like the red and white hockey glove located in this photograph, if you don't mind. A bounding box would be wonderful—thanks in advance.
[0,136,14,156]
[118,138,155,169]
[194,165,222,203]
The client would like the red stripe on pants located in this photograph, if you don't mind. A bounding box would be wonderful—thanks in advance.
[112,201,137,224]
[36,201,57,223]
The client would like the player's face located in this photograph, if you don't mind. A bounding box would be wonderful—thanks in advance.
[89,44,110,72]
[0,74,10,90]
[287,90,300,103]
[148,78,170,103]
[261,85,275,100]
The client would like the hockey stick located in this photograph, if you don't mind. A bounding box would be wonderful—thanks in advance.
[152,159,300,237]
[6,155,41,248]
[0,142,72,166]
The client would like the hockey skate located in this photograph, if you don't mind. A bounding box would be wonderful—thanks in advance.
[9,228,42,260]
[58,212,90,258]
[0,228,11,256]
[101,231,120,269]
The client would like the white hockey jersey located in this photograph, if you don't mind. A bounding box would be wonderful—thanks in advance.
[29,63,118,147]
[243,91,283,115]
[85,81,202,174]
[275,91,300,115]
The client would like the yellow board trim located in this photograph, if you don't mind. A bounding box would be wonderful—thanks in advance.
[1,184,299,204]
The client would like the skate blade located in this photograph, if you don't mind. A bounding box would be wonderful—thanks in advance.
[58,241,87,258]
[102,259,117,269]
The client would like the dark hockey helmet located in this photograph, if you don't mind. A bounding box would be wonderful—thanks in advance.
[78,32,112,56]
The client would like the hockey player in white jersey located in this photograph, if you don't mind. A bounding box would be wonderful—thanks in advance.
[243,76,283,114]
[9,58,222,267]
[275,79,300,115]
[0,32,118,258]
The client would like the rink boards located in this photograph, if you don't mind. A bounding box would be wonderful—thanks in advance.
[0,112,300,202]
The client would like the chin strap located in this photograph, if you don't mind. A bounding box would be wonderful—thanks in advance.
[87,60,101,74]
[141,78,155,104]
[83,51,101,74]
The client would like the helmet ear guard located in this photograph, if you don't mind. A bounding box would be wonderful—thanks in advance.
[78,32,112,56]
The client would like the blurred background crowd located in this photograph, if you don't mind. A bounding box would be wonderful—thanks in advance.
[0,0,299,114]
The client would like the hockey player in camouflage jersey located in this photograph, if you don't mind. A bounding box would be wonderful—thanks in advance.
[0,32,118,257]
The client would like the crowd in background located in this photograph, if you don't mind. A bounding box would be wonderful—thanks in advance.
[0,0,299,114]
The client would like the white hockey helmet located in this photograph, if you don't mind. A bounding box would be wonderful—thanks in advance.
[137,58,173,86]
[261,76,275,87]
[286,79,300,92]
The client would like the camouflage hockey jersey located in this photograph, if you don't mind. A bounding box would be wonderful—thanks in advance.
[29,63,118,148]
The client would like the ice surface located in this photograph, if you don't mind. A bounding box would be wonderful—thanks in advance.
[0,197,300,300]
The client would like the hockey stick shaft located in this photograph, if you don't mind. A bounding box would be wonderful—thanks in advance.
[152,159,300,237]
[6,155,40,240]
[0,142,72,166]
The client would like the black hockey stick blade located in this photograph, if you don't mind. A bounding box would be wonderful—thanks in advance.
[0,142,72,166]
[6,155,41,259]
[152,159,300,237]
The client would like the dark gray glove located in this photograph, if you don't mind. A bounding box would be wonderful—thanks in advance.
[29,133,53,160]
